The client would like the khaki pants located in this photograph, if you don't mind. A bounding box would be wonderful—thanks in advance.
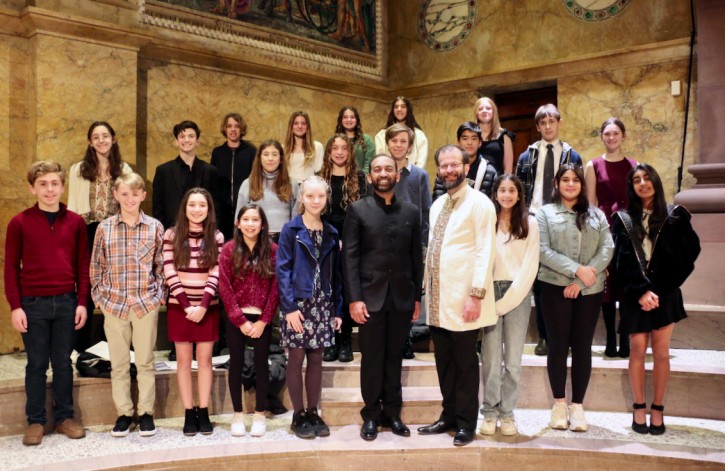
[103,308,159,417]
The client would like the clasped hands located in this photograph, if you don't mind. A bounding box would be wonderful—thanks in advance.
[240,319,267,338]
[184,305,207,323]
[564,266,597,299]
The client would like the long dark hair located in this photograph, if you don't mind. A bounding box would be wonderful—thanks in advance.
[335,106,368,154]
[319,134,362,211]
[385,96,422,130]
[492,174,529,242]
[553,164,590,230]
[625,163,668,242]
[172,188,219,270]
[80,121,124,181]
[248,139,293,202]
[231,204,275,278]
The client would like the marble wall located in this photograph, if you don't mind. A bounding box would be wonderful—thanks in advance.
[141,60,389,184]
[413,59,697,198]
[389,0,693,88]
[0,1,700,353]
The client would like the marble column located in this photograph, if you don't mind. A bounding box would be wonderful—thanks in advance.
[675,0,725,308]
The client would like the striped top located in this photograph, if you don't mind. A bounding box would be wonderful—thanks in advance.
[163,228,224,309]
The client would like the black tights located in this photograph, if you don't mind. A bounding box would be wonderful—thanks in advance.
[540,282,603,404]
[225,314,272,413]
[287,347,324,412]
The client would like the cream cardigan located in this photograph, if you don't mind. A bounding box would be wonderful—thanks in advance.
[67,161,133,216]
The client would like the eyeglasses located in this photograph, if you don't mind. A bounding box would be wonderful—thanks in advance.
[439,163,464,171]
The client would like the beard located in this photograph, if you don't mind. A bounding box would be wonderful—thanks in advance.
[371,176,396,193]
[442,171,466,190]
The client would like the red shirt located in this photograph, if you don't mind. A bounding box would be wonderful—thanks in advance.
[4,203,90,310]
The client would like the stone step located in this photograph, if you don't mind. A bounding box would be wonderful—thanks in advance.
[320,386,443,426]
[0,347,723,437]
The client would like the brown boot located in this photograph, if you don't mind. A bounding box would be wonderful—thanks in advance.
[56,418,86,439]
[22,423,44,446]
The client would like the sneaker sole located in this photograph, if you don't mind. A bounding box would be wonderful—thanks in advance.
[249,430,266,437]
[111,429,131,437]
[569,424,588,432]
[549,421,569,430]
[231,430,247,437]
[139,429,157,437]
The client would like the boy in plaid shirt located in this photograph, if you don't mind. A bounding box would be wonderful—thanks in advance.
[90,172,165,437]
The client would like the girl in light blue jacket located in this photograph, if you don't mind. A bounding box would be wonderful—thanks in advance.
[536,164,613,433]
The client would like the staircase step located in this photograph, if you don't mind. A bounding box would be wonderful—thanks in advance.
[320,386,442,426]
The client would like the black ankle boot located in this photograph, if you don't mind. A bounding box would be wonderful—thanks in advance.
[291,409,315,439]
[197,407,213,435]
[604,337,617,358]
[183,408,199,436]
[402,335,415,359]
[322,342,339,362]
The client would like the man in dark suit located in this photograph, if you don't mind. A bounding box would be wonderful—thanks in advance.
[152,120,219,230]
[342,154,423,442]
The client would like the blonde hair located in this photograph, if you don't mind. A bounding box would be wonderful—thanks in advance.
[113,172,146,191]
[284,111,316,169]
[474,97,503,141]
[297,175,329,215]
[27,160,65,185]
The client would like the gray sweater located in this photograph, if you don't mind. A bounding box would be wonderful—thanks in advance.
[235,171,298,233]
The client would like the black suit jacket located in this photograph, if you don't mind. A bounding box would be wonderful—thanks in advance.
[152,156,220,229]
[342,193,423,313]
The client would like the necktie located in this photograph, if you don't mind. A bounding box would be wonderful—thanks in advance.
[542,144,554,204]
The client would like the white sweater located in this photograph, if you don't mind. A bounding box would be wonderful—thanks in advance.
[493,215,540,316]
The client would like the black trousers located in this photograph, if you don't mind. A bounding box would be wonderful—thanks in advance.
[539,281,603,404]
[430,326,480,432]
[358,290,412,421]
[533,279,547,341]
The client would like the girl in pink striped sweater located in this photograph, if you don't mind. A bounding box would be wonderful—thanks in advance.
[164,188,224,436]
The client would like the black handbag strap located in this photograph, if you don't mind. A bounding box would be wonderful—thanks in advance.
[615,211,649,277]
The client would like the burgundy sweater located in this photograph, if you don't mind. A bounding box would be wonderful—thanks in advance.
[4,203,90,310]
[218,240,279,326]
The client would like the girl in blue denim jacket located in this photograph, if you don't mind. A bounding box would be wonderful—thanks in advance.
[276,176,343,439]
[536,164,613,433]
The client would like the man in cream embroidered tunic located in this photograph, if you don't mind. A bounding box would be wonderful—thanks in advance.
[419,145,496,446]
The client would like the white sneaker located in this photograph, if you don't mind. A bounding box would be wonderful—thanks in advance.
[549,402,569,430]
[568,404,588,432]
[249,414,266,437]
[478,417,497,435]
[499,418,518,436]
[231,412,246,436]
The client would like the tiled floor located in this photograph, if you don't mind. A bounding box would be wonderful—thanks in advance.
[2,409,724,470]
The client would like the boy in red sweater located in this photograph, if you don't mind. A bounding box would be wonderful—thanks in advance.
[4,160,89,446]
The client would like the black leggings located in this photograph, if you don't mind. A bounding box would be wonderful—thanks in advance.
[286,347,324,412]
[539,282,603,404]
[225,313,272,413]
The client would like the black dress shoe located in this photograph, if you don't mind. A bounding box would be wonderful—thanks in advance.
[417,419,454,435]
[453,428,474,446]
[402,336,415,359]
[382,417,410,437]
[360,419,378,441]
[534,338,548,356]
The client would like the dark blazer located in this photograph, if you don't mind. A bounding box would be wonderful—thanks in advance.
[152,156,220,229]
[611,205,700,303]
[276,215,343,317]
[342,193,423,313]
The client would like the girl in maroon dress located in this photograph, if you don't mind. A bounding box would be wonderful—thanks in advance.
[164,188,224,435]
[584,118,636,358]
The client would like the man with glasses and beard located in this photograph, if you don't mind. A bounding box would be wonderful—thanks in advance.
[342,154,423,442]
[417,145,496,446]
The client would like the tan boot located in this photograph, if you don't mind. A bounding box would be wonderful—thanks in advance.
[56,418,86,439]
[22,423,44,446]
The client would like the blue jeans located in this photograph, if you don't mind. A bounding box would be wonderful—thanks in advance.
[481,281,531,419]
[20,292,78,424]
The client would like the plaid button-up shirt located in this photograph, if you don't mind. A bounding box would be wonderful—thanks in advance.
[90,211,166,319]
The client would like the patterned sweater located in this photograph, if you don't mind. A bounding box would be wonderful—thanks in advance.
[163,229,224,309]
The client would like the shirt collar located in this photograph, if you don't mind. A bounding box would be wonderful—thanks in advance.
[114,210,149,228]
